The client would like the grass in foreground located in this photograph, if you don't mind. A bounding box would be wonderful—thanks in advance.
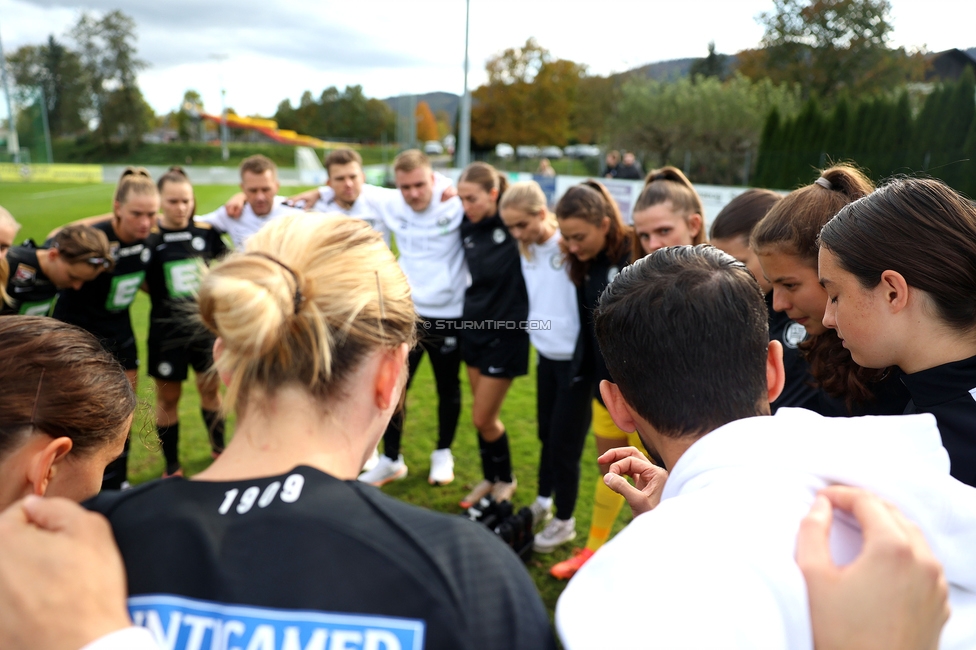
[1,181,633,621]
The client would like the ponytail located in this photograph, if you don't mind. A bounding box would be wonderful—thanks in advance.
[634,166,706,246]
[198,213,417,415]
[157,165,197,218]
[752,164,873,262]
[459,161,506,202]
[115,166,157,205]
[751,163,880,407]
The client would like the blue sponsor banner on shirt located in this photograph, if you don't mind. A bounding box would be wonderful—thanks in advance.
[128,594,425,650]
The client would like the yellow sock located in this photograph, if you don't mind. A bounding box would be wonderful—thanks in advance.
[585,475,625,551]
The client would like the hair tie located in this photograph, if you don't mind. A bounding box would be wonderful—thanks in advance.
[249,252,304,314]
[29,368,45,426]
[814,177,833,190]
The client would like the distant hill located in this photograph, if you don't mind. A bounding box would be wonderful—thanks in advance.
[383,91,459,120]
[968,47,976,60]
[616,57,697,81]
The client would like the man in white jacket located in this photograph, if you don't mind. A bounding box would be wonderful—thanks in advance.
[557,244,976,650]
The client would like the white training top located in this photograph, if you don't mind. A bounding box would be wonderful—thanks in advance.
[313,183,393,246]
[520,231,579,361]
[197,197,302,250]
[557,408,976,650]
[376,175,467,319]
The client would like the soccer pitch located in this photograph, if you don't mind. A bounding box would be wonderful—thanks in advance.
[0,181,632,617]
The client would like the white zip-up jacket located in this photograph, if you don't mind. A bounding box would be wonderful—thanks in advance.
[557,408,976,650]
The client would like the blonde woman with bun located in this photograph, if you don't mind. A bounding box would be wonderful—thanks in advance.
[87,213,554,650]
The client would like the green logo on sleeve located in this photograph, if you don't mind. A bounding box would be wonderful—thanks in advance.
[163,259,205,298]
[105,271,146,311]
[18,298,55,316]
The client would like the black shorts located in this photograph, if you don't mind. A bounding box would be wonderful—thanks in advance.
[98,329,140,371]
[461,332,529,379]
[148,321,216,381]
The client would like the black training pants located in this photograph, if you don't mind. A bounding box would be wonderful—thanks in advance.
[536,355,593,520]
[383,319,462,460]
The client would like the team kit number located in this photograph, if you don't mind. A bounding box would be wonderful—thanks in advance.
[218,474,305,515]
[164,258,205,298]
[105,271,146,311]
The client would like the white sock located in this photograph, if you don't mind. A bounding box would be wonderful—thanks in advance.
[535,496,553,509]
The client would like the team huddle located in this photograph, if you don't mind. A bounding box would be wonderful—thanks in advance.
[0,147,974,650]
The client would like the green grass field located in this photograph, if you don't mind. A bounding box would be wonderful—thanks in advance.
[0,180,633,623]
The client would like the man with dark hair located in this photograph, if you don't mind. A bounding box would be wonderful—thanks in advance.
[556,245,976,649]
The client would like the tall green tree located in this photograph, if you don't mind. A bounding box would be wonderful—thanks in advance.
[689,42,729,81]
[737,0,924,101]
[274,85,394,141]
[937,68,975,190]
[71,10,150,151]
[822,96,851,162]
[961,112,976,198]
[5,35,89,136]
[471,38,586,148]
[754,107,782,186]
[607,73,801,185]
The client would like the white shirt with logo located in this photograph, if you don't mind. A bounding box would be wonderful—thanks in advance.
[379,176,466,319]
[313,184,393,246]
[197,197,301,250]
[521,231,579,361]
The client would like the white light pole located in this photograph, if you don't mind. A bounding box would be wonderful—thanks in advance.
[220,88,229,161]
[457,0,471,169]
[209,53,229,161]
[0,24,21,163]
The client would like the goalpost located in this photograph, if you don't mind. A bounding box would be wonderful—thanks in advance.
[295,146,326,185]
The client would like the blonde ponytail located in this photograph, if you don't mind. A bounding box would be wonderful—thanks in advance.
[198,213,417,414]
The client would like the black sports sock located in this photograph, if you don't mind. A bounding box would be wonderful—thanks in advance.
[157,422,180,474]
[486,432,512,483]
[478,434,494,481]
[201,409,225,453]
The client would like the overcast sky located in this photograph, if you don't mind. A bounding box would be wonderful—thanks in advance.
[1,0,973,119]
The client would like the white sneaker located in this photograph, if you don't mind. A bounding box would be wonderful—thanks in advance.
[533,517,577,553]
[530,500,553,529]
[428,448,455,485]
[362,448,380,472]
[358,454,407,486]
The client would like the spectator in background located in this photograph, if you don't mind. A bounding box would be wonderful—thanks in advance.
[0,206,20,259]
[537,158,556,178]
[616,152,643,180]
[603,150,620,178]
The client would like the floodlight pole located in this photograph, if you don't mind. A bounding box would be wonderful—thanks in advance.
[457,0,471,169]
[220,88,229,161]
[209,53,230,161]
[0,25,21,163]
[38,86,53,163]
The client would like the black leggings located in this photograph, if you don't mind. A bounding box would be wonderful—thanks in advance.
[383,320,462,460]
[536,355,592,520]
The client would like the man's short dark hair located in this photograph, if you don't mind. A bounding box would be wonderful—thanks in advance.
[594,245,769,438]
[324,148,363,175]
[239,154,277,178]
